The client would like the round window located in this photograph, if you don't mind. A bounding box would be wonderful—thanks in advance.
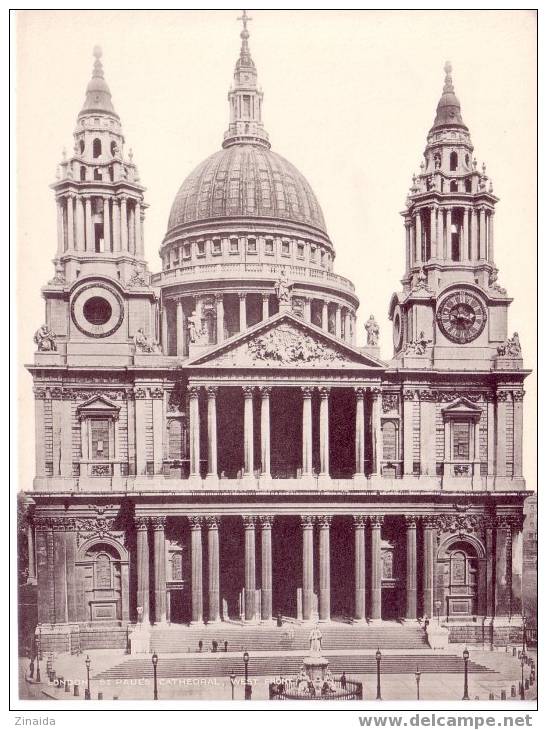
[83,296,112,326]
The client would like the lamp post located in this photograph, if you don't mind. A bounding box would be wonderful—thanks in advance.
[522,613,527,655]
[375,648,382,700]
[152,653,159,700]
[230,672,236,700]
[462,648,470,700]
[520,655,525,700]
[435,600,442,625]
[35,629,41,683]
[243,651,251,700]
[415,666,421,700]
[85,655,91,700]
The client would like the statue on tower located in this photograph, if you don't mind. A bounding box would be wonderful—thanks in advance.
[365,314,380,346]
[34,324,57,352]
[497,332,522,358]
[275,268,292,309]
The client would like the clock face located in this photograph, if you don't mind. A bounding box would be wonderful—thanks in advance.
[437,290,486,344]
[71,284,124,338]
[392,305,403,352]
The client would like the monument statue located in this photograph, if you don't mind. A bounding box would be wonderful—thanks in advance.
[497,332,522,358]
[308,624,323,654]
[34,324,57,352]
[133,327,159,353]
[188,311,203,344]
[365,314,380,346]
[275,268,292,307]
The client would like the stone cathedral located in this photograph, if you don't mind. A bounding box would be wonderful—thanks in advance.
[24,17,529,655]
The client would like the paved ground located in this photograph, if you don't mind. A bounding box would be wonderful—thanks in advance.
[20,645,536,703]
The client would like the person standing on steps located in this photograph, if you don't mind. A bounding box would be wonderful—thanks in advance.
[224,640,228,653]
[198,640,203,652]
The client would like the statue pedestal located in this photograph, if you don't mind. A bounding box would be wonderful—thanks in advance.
[303,653,330,693]
[129,625,151,654]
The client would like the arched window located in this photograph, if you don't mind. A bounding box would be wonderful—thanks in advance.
[450,550,467,585]
[110,140,117,156]
[465,153,470,167]
[79,140,85,154]
[94,168,102,181]
[450,180,458,192]
[465,179,472,193]
[382,421,398,461]
[168,419,183,461]
[80,166,86,181]
[450,151,458,171]
[170,552,182,582]
[95,552,112,589]
[93,138,102,158]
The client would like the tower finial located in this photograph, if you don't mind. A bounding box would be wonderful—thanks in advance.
[92,45,104,79]
[443,60,454,93]
[237,10,252,35]
[237,10,253,61]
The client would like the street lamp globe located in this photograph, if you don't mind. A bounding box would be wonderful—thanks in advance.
[463,648,469,661]
[152,653,158,666]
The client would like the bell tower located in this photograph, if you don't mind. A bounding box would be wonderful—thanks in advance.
[50,46,148,285]
[389,62,521,371]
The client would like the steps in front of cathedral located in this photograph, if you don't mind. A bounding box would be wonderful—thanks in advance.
[93,653,494,681]
[149,622,428,654]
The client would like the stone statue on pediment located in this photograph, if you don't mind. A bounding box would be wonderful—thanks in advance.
[34,324,57,352]
[133,327,159,353]
[365,314,380,346]
[188,311,206,344]
[275,268,292,307]
[497,332,522,358]
[404,330,432,356]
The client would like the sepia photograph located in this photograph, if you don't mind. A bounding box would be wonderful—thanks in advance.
[12,8,537,713]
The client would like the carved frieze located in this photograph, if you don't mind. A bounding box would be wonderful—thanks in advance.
[382,393,399,413]
[246,325,348,366]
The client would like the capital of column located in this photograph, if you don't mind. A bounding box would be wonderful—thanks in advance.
[353,515,367,528]
[188,385,200,399]
[258,514,275,529]
[259,386,272,398]
[300,515,315,529]
[403,389,416,401]
[205,515,221,530]
[189,516,204,531]
[243,515,257,530]
[119,194,128,203]
[370,387,382,400]
[301,386,313,398]
[214,293,223,302]
[242,386,254,398]
[404,515,418,528]
[150,516,167,531]
[135,516,149,531]
[317,515,333,529]
[423,515,439,530]
[238,292,247,301]
[206,386,219,399]
[354,387,366,400]
[318,386,330,399]
[370,515,384,528]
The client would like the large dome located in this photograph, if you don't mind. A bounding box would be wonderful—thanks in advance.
[167,144,327,235]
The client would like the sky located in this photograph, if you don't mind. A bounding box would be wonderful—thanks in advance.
[15,9,537,489]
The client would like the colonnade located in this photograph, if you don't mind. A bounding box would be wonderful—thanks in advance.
[186,385,381,482]
[133,513,430,625]
[56,193,144,257]
[406,205,494,267]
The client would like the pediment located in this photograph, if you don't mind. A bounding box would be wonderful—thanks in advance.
[441,397,482,418]
[76,394,121,415]
[187,313,385,369]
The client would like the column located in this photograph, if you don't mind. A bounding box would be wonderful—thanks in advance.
[206,387,218,481]
[405,222,411,270]
[344,310,352,342]
[420,393,437,476]
[262,294,269,321]
[152,517,167,623]
[415,211,422,263]
[128,203,135,254]
[161,304,168,354]
[102,196,110,252]
[371,389,382,475]
[135,517,150,623]
[260,387,271,480]
[190,517,204,624]
[422,517,435,619]
[318,387,330,480]
[120,195,128,252]
[479,207,486,259]
[403,390,414,476]
[243,516,256,621]
[495,518,511,617]
[470,209,478,260]
[112,198,120,253]
[76,197,85,251]
[259,515,273,621]
[135,201,142,257]
[513,390,524,478]
[354,388,365,477]
[321,301,328,331]
[27,520,36,583]
[216,294,225,344]
[239,293,247,332]
[462,207,469,261]
[354,516,366,621]
[301,387,313,478]
[318,516,331,621]
[430,207,437,259]
[176,300,184,357]
[370,516,383,620]
[301,516,315,621]
[495,391,508,479]
[488,212,495,262]
[206,516,220,623]
[405,516,417,619]
[85,196,93,252]
[304,298,311,322]
[56,199,64,255]
[66,195,74,249]
[445,207,452,259]
[485,520,495,619]
[189,386,201,480]
[335,305,342,338]
[243,387,254,479]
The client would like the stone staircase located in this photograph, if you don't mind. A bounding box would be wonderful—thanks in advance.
[94,653,494,681]
[150,622,429,654]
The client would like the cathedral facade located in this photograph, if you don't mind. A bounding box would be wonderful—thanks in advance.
[24,17,529,654]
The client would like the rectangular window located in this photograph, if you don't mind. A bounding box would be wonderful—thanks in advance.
[183,244,191,259]
[230,237,239,253]
[247,237,257,253]
[297,243,305,259]
[91,419,110,460]
[265,239,274,254]
[197,241,205,256]
[282,240,290,256]
[452,422,470,460]
[212,239,222,255]
[310,246,316,262]
[243,95,251,117]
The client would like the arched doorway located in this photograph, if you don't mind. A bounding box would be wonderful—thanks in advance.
[438,538,480,618]
[76,540,128,623]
